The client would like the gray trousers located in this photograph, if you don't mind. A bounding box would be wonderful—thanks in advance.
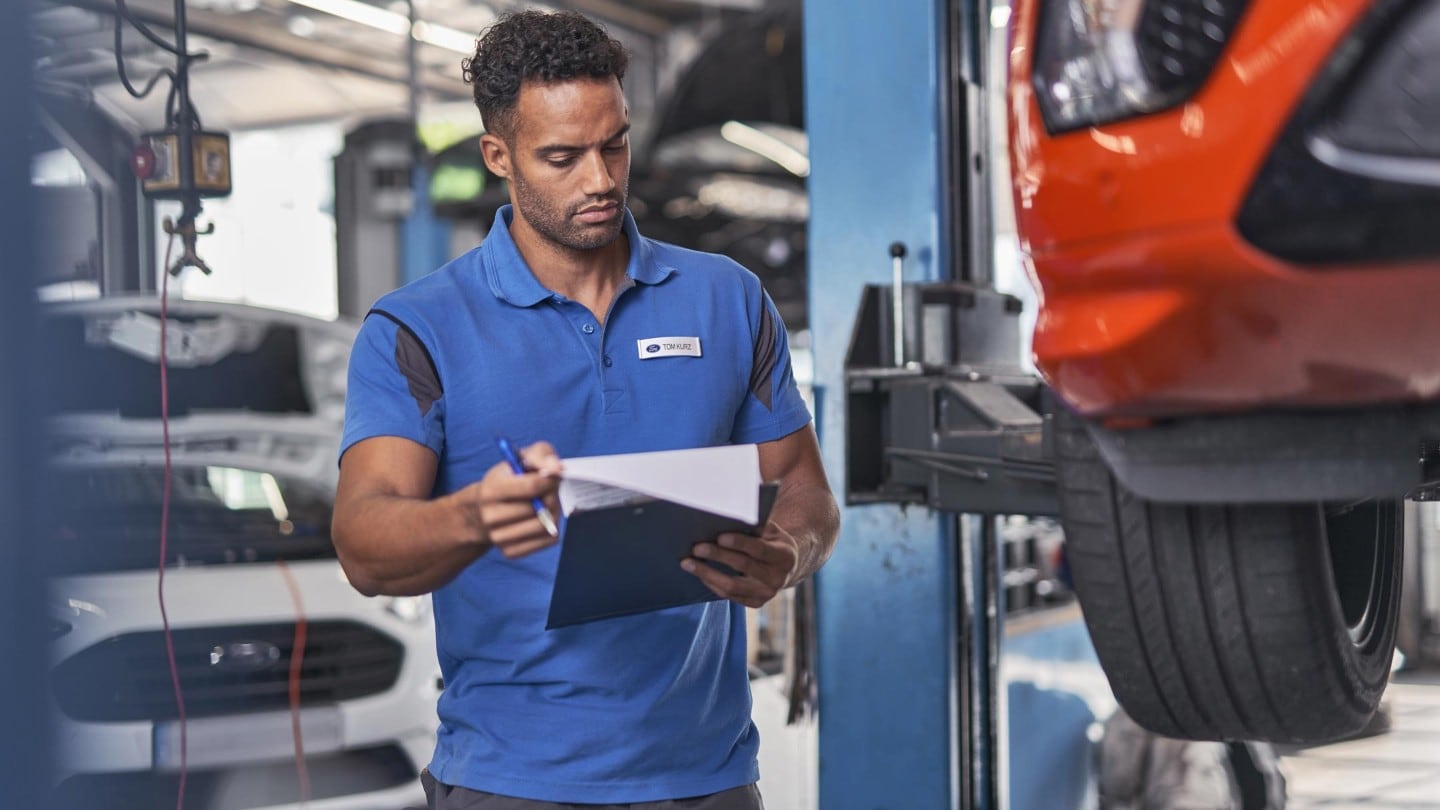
[421,770,765,810]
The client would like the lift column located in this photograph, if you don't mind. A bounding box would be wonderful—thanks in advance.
[805,1,962,806]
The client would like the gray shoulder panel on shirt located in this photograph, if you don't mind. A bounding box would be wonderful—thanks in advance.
[748,304,779,411]
[369,308,443,417]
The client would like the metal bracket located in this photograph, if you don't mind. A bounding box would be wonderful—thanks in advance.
[844,281,1058,516]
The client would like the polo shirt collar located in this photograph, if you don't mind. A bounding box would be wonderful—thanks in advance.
[483,204,674,307]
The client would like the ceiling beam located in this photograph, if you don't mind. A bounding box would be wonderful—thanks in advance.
[564,0,671,37]
[56,0,469,99]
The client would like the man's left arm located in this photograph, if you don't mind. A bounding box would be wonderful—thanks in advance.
[683,425,840,607]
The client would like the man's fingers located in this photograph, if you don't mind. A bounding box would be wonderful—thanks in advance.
[683,559,762,605]
[681,557,776,608]
[712,532,798,580]
[520,441,563,477]
[715,531,792,567]
[692,542,762,581]
[681,528,802,608]
[495,530,561,553]
[490,518,558,550]
[486,472,558,500]
[481,501,546,529]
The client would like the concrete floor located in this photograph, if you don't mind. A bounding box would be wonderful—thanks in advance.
[752,666,1440,809]
[1282,669,1440,809]
[753,673,818,810]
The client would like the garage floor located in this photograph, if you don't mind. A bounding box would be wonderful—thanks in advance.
[1281,668,1440,809]
[754,653,1440,808]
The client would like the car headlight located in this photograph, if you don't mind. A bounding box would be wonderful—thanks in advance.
[1032,0,1250,133]
[383,595,431,624]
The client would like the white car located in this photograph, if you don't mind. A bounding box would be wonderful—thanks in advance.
[44,298,438,810]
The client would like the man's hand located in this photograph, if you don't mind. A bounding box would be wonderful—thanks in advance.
[458,441,563,560]
[678,425,839,608]
[682,522,801,608]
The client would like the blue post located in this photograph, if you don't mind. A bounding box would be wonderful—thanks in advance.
[805,2,956,807]
[2,0,49,803]
[402,162,451,283]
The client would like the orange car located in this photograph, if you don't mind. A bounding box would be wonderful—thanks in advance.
[1008,0,1440,743]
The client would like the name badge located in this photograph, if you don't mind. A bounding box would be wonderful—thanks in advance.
[637,337,702,359]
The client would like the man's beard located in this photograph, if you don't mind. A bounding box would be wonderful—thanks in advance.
[510,171,629,252]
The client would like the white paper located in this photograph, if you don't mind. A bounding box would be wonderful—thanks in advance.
[558,479,654,515]
[557,444,761,524]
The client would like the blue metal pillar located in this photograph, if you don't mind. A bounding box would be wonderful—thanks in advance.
[401,163,451,283]
[3,0,49,803]
[805,2,957,807]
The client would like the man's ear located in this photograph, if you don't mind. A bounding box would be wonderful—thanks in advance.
[480,133,510,179]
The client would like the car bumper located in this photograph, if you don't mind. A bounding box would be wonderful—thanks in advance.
[50,561,439,809]
[1010,0,1440,419]
[1030,222,1440,417]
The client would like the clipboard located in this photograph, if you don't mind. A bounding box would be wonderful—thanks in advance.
[546,483,779,629]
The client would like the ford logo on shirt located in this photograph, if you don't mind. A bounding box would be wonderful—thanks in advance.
[645,344,661,353]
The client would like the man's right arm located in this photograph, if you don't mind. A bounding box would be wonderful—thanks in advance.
[332,436,561,597]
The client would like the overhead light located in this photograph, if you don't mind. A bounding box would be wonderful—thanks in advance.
[280,0,485,54]
[413,21,476,54]
[286,14,317,38]
[719,121,810,178]
[284,0,405,35]
[190,0,261,12]
[695,174,808,222]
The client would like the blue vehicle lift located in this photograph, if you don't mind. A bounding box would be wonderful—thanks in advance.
[805,2,1065,807]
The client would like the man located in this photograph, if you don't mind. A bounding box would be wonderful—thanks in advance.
[332,10,839,809]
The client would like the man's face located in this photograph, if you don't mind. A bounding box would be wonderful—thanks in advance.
[491,77,631,252]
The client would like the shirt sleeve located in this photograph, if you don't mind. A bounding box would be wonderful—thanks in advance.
[339,311,446,463]
[730,289,813,445]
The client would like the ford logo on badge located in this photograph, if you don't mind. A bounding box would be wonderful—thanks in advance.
[645,344,661,353]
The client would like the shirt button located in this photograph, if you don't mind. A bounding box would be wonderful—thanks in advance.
[582,323,595,334]
[603,355,613,368]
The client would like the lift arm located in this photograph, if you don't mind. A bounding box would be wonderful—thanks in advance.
[844,281,1059,517]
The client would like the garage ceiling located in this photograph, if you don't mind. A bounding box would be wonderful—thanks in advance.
[32,0,767,131]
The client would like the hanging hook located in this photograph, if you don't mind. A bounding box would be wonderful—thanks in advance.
[162,216,214,276]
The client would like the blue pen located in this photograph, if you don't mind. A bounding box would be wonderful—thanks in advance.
[495,435,559,538]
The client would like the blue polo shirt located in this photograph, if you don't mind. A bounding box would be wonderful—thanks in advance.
[340,206,811,803]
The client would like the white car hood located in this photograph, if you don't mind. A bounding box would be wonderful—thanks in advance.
[43,296,355,420]
[43,297,355,480]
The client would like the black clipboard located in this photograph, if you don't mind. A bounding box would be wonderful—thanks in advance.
[546,484,780,629]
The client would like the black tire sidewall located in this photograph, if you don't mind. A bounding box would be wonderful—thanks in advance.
[1056,407,1401,743]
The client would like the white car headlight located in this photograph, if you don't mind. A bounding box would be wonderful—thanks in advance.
[1032,0,1250,133]
[383,595,432,624]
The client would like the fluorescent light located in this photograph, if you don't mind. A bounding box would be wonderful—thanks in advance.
[280,0,484,54]
[414,20,476,54]
[719,121,810,178]
[284,0,406,35]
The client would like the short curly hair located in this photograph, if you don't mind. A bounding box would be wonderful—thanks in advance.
[461,10,629,140]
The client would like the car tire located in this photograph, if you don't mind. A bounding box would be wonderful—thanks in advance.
[1055,407,1402,743]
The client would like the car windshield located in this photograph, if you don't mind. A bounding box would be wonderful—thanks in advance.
[48,464,336,575]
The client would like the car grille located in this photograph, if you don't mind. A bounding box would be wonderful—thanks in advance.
[1134,0,1249,102]
[51,621,404,722]
[52,744,416,810]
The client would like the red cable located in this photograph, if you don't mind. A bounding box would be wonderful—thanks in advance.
[276,560,312,804]
[158,232,188,810]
